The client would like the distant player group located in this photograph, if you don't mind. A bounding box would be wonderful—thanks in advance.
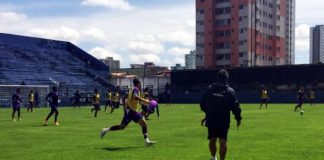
[259,86,316,112]
[8,69,319,160]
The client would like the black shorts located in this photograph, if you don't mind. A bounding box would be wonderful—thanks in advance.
[207,127,229,140]
[105,100,111,106]
[113,102,120,108]
[29,101,34,107]
[94,104,100,110]
[12,107,20,112]
[261,98,268,103]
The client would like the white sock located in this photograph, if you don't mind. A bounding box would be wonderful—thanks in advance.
[103,128,110,132]
[211,156,217,160]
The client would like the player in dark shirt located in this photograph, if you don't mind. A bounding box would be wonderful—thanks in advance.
[44,87,60,126]
[73,90,81,109]
[12,88,22,122]
[34,90,40,108]
[200,69,242,160]
[166,89,171,106]
[295,87,306,112]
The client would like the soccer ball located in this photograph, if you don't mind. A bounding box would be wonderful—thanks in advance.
[300,110,304,116]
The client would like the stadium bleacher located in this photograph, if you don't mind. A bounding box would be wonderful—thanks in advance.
[0,33,112,106]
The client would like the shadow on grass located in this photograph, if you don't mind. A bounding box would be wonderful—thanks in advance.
[97,146,144,152]
[32,125,50,127]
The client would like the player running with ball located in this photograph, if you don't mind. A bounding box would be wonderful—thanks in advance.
[100,78,156,146]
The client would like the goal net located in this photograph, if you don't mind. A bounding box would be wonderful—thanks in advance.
[0,85,50,108]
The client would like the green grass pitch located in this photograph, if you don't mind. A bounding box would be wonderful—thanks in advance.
[1,104,324,160]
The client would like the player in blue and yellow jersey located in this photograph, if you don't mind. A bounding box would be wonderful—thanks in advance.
[12,88,22,121]
[111,88,120,114]
[44,87,60,126]
[259,88,269,109]
[34,90,40,108]
[73,90,81,109]
[91,89,101,117]
[295,87,306,111]
[27,90,35,112]
[100,78,156,145]
[104,89,112,112]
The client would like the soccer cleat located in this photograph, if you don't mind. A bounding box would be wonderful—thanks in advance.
[100,128,109,139]
[12,118,16,122]
[18,118,22,121]
[44,119,48,126]
[144,138,156,146]
[54,122,60,126]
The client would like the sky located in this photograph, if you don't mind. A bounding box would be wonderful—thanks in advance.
[0,0,322,67]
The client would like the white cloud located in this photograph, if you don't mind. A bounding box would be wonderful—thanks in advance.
[167,47,191,57]
[0,11,26,22]
[81,0,133,10]
[82,27,107,41]
[295,24,310,52]
[28,26,81,44]
[158,31,194,47]
[88,46,122,60]
[128,41,165,55]
[129,54,160,64]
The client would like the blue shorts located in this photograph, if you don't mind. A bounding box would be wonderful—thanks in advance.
[94,104,100,110]
[121,109,143,126]
[50,104,58,111]
[12,106,20,111]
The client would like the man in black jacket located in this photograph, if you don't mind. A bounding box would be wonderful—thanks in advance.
[200,69,242,160]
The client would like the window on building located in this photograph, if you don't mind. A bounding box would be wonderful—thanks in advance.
[225,54,231,60]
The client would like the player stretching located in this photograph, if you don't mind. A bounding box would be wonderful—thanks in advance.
[104,89,112,112]
[100,78,156,146]
[44,87,60,126]
[74,90,81,109]
[27,90,35,112]
[12,88,22,121]
[200,69,242,160]
[295,87,306,111]
[259,88,269,109]
[91,89,101,117]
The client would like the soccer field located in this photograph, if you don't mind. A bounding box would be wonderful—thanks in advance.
[1,104,324,160]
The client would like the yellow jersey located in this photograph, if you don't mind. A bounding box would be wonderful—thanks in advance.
[309,91,315,99]
[107,92,112,101]
[113,92,120,102]
[94,93,100,104]
[29,93,34,102]
[261,90,268,99]
[127,87,141,111]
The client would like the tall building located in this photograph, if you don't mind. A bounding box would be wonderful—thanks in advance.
[310,25,324,64]
[196,0,295,69]
[100,57,120,70]
[185,50,196,69]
